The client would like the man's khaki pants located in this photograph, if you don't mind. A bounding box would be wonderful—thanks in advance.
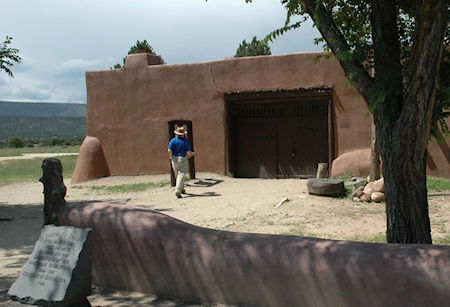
[171,156,188,194]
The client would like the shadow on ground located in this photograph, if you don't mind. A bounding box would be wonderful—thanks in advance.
[187,178,223,188]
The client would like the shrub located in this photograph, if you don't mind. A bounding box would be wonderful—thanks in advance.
[8,136,24,148]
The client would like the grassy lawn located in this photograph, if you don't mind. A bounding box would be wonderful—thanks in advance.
[0,145,80,157]
[0,155,78,184]
[73,181,170,193]
[427,176,450,191]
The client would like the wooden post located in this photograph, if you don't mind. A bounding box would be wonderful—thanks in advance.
[316,163,328,178]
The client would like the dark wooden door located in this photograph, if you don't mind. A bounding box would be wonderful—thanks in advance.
[230,100,329,178]
[233,118,277,178]
[277,116,329,177]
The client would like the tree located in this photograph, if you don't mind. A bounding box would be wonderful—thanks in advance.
[257,0,448,243]
[113,39,165,68]
[0,36,21,77]
[234,36,271,57]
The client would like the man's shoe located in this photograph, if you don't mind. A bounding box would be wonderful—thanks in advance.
[175,192,182,198]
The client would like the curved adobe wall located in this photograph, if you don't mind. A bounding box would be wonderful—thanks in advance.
[85,52,371,177]
[59,202,450,306]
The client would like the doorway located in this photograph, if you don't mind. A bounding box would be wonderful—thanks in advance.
[227,90,332,178]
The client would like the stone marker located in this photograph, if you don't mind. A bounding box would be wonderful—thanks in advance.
[8,225,92,306]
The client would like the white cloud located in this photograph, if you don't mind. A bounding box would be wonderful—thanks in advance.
[0,0,321,103]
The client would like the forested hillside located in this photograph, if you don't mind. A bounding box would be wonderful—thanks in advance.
[0,101,86,144]
[0,101,86,117]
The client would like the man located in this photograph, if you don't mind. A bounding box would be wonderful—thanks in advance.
[168,126,194,198]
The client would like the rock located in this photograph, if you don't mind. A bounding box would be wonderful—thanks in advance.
[307,178,346,196]
[352,197,362,202]
[354,178,368,189]
[352,186,364,198]
[363,182,375,194]
[374,178,384,192]
[371,192,385,203]
[360,192,372,202]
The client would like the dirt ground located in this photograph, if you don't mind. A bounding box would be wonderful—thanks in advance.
[1,171,449,306]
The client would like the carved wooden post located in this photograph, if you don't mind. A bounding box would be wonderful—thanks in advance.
[39,158,66,225]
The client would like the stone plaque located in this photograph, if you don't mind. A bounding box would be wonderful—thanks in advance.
[8,225,92,306]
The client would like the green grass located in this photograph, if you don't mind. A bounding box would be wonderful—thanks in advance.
[86,181,170,193]
[434,235,450,245]
[0,145,80,157]
[338,172,353,181]
[347,234,387,243]
[282,228,324,238]
[0,156,78,184]
[427,176,450,191]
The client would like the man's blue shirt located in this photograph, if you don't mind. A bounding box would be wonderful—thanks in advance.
[169,136,191,156]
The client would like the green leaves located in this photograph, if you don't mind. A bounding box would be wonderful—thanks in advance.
[234,36,271,57]
[0,36,21,78]
[127,39,155,55]
[112,39,166,68]
[265,18,306,43]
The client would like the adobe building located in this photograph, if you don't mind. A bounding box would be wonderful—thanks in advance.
[71,52,450,182]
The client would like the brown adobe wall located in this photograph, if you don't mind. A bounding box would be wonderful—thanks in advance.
[78,52,449,180]
[82,52,371,178]
[426,117,450,178]
[58,201,450,306]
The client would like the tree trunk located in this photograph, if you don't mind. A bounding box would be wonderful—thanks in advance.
[369,119,380,182]
[373,0,448,244]
[376,117,432,243]
[302,0,448,243]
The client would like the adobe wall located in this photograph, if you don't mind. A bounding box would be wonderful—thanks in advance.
[58,202,450,306]
[83,52,449,179]
[85,52,371,177]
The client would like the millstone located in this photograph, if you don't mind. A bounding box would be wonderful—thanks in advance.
[307,178,345,196]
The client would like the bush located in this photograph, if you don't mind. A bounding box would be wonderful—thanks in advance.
[44,137,83,147]
[9,136,25,148]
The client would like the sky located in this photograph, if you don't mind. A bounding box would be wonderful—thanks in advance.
[0,0,321,104]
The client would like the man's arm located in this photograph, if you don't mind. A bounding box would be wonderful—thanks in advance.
[168,149,173,159]
[186,151,194,159]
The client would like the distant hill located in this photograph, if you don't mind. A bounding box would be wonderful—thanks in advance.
[0,101,86,117]
[0,116,86,141]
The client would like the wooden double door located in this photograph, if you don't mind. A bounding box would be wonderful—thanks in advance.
[230,100,330,178]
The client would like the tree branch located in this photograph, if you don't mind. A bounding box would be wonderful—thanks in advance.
[301,0,375,103]
[370,0,403,122]
[401,0,449,155]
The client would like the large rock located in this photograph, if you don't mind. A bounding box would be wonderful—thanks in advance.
[307,178,345,196]
[363,181,375,194]
[351,186,364,198]
[360,192,372,202]
[71,136,110,183]
[371,192,385,203]
[373,177,384,192]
